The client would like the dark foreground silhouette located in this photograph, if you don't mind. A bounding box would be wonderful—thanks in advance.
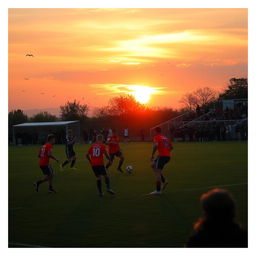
[186,188,247,248]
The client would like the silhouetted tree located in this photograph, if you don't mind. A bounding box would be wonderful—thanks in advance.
[30,111,58,122]
[194,87,217,106]
[93,106,111,119]
[180,93,198,110]
[88,95,178,137]
[220,78,248,99]
[60,100,89,123]
[108,95,145,116]
[180,87,217,110]
[9,109,28,126]
[8,109,28,143]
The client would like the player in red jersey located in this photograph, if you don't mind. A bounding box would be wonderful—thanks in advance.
[105,129,125,173]
[149,127,173,195]
[34,134,59,193]
[86,134,115,197]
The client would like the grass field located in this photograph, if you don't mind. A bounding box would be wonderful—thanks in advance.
[9,142,247,247]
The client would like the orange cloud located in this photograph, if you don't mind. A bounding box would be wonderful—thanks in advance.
[8,8,247,112]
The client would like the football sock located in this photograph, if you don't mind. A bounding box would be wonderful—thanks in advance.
[105,176,110,189]
[156,181,161,192]
[118,158,124,169]
[161,174,166,183]
[37,178,47,185]
[106,162,111,169]
[70,159,76,168]
[62,160,69,167]
[97,180,102,193]
[37,180,42,186]
[49,185,53,190]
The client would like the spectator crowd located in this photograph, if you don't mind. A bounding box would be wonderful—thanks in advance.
[169,103,247,142]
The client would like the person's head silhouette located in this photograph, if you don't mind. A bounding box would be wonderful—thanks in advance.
[200,188,236,223]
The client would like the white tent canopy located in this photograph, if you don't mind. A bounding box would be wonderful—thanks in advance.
[13,120,79,127]
[12,121,80,145]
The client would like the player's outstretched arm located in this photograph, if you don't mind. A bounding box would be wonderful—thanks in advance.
[151,143,158,161]
[71,136,76,144]
[104,152,112,165]
[86,153,92,164]
[104,152,111,161]
[49,152,59,163]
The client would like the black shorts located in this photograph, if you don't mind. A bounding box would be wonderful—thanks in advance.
[109,151,122,161]
[154,156,170,170]
[40,165,54,175]
[92,166,107,176]
[66,148,76,158]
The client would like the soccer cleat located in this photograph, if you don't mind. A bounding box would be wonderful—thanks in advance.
[107,189,115,195]
[48,188,57,194]
[33,182,39,192]
[149,190,162,195]
[117,168,123,173]
[161,181,169,191]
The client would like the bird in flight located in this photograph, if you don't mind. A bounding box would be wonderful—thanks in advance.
[25,54,34,57]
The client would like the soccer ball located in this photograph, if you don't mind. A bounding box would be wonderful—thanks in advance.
[126,165,133,174]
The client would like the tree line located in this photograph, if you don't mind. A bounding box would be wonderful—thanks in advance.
[9,77,247,139]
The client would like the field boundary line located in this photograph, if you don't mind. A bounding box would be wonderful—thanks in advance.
[9,242,48,248]
[173,182,247,192]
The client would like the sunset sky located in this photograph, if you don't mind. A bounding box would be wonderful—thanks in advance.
[8,8,248,116]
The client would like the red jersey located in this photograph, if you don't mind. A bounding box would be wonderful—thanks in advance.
[153,134,172,157]
[88,142,107,166]
[38,143,53,166]
[107,136,120,154]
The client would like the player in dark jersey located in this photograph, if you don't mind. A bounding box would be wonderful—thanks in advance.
[86,134,115,197]
[105,129,125,173]
[34,134,59,193]
[150,127,173,195]
[61,129,77,170]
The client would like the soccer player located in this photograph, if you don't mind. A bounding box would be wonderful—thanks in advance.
[150,127,173,195]
[105,129,125,173]
[86,134,115,197]
[61,129,77,170]
[34,134,59,193]
[124,128,129,142]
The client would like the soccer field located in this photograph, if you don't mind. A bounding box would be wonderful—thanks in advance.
[9,142,247,247]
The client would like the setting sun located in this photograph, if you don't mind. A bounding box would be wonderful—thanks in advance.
[129,85,156,104]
